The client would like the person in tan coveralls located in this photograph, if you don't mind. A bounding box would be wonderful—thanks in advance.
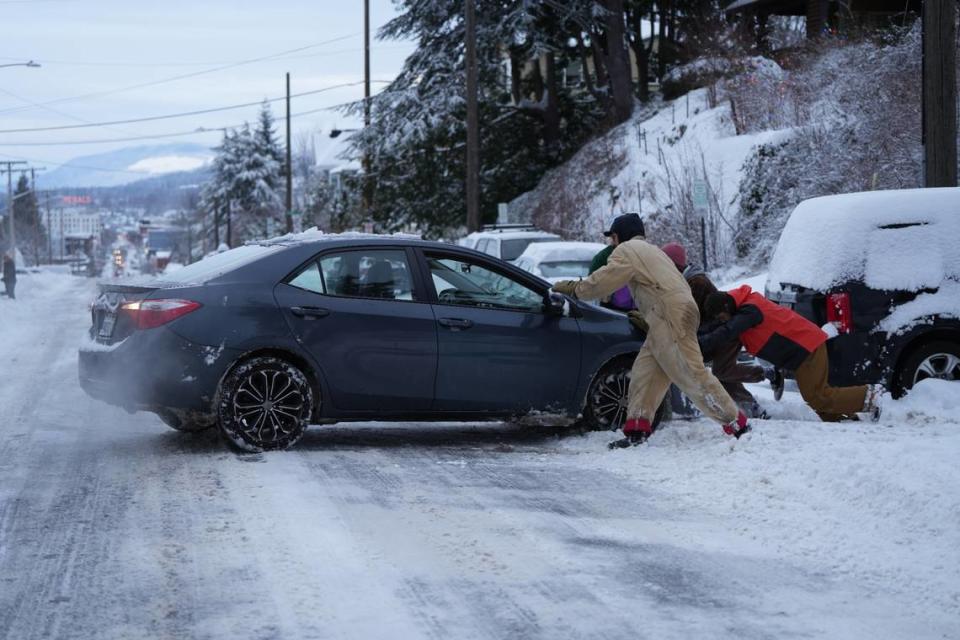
[552,214,750,446]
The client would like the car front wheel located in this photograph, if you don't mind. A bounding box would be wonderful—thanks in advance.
[582,356,665,431]
[217,356,314,452]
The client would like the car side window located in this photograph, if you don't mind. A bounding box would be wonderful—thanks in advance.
[426,254,543,312]
[289,249,415,301]
[288,261,324,294]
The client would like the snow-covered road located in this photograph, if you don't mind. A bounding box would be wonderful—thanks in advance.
[0,270,957,640]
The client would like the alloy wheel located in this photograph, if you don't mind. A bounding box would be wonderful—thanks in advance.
[913,352,960,385]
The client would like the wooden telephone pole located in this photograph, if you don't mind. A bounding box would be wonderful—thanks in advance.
[464,0,481,232]
[922,0,958,187]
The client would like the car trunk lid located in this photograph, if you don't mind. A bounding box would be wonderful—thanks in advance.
[90,282,160,345]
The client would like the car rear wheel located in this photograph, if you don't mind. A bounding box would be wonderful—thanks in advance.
[896,340,960,396]
[582,357,665,431]
[217,356,314,452]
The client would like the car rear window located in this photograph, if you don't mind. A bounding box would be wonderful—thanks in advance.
[159,244,284,285]
[501,237,555,261]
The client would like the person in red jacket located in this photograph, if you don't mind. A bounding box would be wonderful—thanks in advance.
[701,285,882,421]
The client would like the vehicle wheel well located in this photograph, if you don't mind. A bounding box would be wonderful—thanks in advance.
[891,329,960,396]
[578,352,637,429]
[220,348,323,422]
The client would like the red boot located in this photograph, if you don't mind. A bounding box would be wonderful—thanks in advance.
[722,411,751,439]
[609,418,654,449]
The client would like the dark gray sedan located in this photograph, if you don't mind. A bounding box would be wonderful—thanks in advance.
[79,235,651,451]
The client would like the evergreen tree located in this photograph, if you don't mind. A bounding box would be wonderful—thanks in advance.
[198,103,285,246]
[345,0,620,238]
[11,174,45,266]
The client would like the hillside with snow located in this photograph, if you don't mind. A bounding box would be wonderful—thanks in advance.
[511,88,790,261]
[40,143,214,189]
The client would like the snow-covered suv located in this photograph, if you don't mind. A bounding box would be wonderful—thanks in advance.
[459,225,561,263]
[765,188,960,397]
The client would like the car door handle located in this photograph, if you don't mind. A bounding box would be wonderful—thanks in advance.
[290,306,330,319]
[438,317,473,330]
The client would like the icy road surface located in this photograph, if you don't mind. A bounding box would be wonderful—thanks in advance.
[0,270,957,640]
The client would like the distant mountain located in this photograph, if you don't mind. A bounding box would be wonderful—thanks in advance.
[40,143,215,189]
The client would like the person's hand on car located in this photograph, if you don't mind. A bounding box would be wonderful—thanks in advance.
[551,280,578,296]
[627,310,648,332]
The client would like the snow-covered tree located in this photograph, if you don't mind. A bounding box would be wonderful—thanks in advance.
[9,174,45,266]
[198,102,284,246]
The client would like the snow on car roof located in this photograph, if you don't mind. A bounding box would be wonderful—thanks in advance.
[518,241,606,263]
[253,227,422,247]
[767,188,960,292]
[466,229,561,241]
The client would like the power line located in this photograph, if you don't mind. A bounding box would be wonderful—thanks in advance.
[0,43,412,68]
[0,33,360,117]
[0,105,356,177]
[0,104,350,146]
[0,81,379,133]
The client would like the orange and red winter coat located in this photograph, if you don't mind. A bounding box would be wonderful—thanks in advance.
[698,285,828,370]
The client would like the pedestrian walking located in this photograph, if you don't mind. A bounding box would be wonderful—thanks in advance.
[552,213,750,447]
[2,251,16,300]
[700,286,883,421]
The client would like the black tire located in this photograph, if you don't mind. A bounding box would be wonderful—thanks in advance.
[155,409,215,433]
[581,356,666,432]
[895,340,960,397]
[217,356,314,452]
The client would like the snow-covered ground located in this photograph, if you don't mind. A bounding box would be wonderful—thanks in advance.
[0,270,957,639]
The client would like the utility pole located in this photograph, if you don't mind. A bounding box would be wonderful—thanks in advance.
[45,192,52,264]
[362,0,372,220]
[922,0,958,187]
[464,0,481,232]
[1,160,27,251]
[30,167,45,266]
[285,71,294,233]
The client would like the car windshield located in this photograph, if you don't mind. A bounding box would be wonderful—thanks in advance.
[501,237,556,261]
[158,244,283,284]
[538,260,592,278]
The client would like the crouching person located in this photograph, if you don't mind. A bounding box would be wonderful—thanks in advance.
[701,286,882,422]
[552,213,750,448]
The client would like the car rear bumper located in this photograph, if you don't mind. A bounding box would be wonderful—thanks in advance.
[78,328,238,413]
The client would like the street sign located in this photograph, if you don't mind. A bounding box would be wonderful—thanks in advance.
[692,179,709,214]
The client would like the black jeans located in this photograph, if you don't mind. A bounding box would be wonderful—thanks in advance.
[4,279,15,299]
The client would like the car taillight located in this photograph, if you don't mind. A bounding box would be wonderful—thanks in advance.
[825,292,853,334]
[121,299,201,330]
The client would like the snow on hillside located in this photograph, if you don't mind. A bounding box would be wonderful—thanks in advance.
[40,143,214,188]
[126,154,210,175]
[513,88,791,252]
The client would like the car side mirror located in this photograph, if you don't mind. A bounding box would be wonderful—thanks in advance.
[544,292,569,317]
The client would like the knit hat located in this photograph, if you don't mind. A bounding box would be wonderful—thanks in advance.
[661,243,687,269]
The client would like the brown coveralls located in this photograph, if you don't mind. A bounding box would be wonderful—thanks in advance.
[570,238,740,425]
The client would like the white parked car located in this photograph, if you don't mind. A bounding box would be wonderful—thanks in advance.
[514,241,607,284]
[459,225,561,263]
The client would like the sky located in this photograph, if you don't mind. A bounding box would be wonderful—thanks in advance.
[0,0,413,172]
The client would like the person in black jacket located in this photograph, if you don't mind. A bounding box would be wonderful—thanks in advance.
[2,252,16,300]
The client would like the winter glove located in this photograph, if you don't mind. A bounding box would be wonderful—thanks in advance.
[820,322,840,339]
[551,280,578,297]
[627,310,648,333]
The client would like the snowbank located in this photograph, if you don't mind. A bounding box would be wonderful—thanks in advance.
[767,188,960,291]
